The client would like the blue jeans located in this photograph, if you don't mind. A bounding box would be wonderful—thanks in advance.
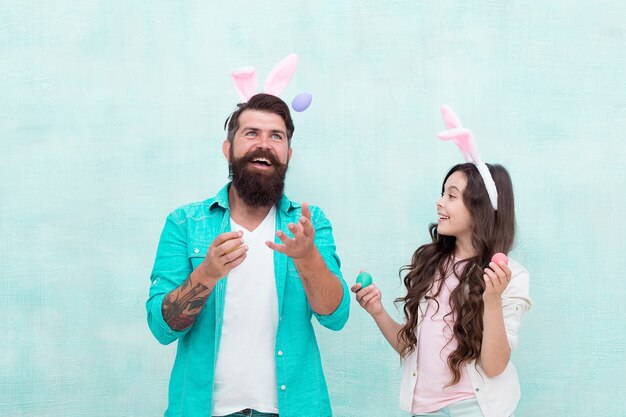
[215,409,278,417]
[412,398,515,417]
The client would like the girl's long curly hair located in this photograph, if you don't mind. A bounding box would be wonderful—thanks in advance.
[395,163,515,385]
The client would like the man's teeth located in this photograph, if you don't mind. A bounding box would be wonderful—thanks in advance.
[252,158,271,165]
[439,215,449,220]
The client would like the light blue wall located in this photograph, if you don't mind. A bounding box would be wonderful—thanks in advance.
[1,2,624,416]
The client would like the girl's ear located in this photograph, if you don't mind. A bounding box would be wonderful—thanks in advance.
[264,54,299,96]
[231,66,257,102]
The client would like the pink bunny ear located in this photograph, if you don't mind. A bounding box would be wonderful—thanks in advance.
[264,53,299,96]
[437,104,499,210]
[438,105,480,163]
[231,66,258,102]
[440,105,463,129]
[437,127,477,163]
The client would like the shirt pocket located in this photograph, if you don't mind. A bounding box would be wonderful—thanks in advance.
[187,243,209,270]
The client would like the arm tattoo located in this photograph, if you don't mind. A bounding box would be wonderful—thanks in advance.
[162,278,210,331]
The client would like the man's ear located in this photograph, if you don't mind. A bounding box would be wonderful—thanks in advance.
[222,139,231,162]
[288,147,293,161]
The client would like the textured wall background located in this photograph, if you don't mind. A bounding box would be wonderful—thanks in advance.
[1,2,625,416]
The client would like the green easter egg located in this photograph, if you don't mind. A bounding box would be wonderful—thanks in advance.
[356,272,373,288]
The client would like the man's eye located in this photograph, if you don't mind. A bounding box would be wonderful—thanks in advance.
[271,134,283,140]
[246,131,257,137]
[449,194,456,199]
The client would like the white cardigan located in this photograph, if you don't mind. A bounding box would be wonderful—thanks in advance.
[399,259,531,417]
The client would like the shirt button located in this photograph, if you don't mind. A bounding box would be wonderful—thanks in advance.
[281,385,286,391]
[412,372,416,377]
[475,388,480,392]
[278,351,283,356]
[194,248,200,254]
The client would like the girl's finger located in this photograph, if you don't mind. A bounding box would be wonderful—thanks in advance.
[484,267,499,281]
[365,294,380,306]
[483,274,494,291]
[488,261,504,275]
[360,291,378,305]
[350,284,362,293]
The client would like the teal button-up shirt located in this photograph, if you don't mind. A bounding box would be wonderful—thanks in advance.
[147,184,350,417]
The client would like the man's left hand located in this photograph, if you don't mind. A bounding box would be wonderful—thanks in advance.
[266,202,315,259]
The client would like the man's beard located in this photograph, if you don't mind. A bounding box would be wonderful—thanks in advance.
[229,148,288,208]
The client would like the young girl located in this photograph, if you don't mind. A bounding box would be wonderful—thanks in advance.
[353,108,531,417]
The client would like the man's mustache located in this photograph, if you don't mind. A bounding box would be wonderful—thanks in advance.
[242,149,283,167]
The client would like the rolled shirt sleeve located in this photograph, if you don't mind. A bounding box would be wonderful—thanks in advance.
[501,259,531,349]
[146,211,195,344]
[308,206,350,331]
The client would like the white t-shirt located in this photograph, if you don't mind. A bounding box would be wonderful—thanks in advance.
[212,206,279,416]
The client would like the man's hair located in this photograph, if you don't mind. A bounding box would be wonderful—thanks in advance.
[224,93,295,144]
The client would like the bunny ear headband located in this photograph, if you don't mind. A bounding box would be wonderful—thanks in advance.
[437,105,498,210]
[231,53,312,112]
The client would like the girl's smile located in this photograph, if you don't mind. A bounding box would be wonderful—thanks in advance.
[436,171,474,256]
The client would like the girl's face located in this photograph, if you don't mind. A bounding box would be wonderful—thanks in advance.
[436,171,473,243]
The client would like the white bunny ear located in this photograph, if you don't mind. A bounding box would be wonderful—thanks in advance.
[231,66,257,102]
[264,53,299,96]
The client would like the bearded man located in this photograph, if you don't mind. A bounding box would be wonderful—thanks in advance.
[146,93,350,417]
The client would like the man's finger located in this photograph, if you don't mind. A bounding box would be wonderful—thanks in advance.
[301,203,311,221]
[289,221,304,237]
[219,237,244,255]
[265,240,286,254]
[212,230,243,248]
[299,216,314,237]
[222,245,248,262]
[275,230,293,245]
[226,252,247,269]
[223,245,244,255]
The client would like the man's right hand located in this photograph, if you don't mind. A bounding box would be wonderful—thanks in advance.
[196,231,248,286]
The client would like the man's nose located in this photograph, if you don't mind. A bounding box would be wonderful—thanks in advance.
[257,133,272,148]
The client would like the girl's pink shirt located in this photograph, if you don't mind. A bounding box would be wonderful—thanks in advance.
[411,264,475,413]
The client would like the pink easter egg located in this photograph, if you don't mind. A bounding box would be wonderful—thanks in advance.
[491,252,509,266]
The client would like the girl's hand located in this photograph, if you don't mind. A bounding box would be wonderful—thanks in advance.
[351,283,383,316]
[482,261,512,304]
